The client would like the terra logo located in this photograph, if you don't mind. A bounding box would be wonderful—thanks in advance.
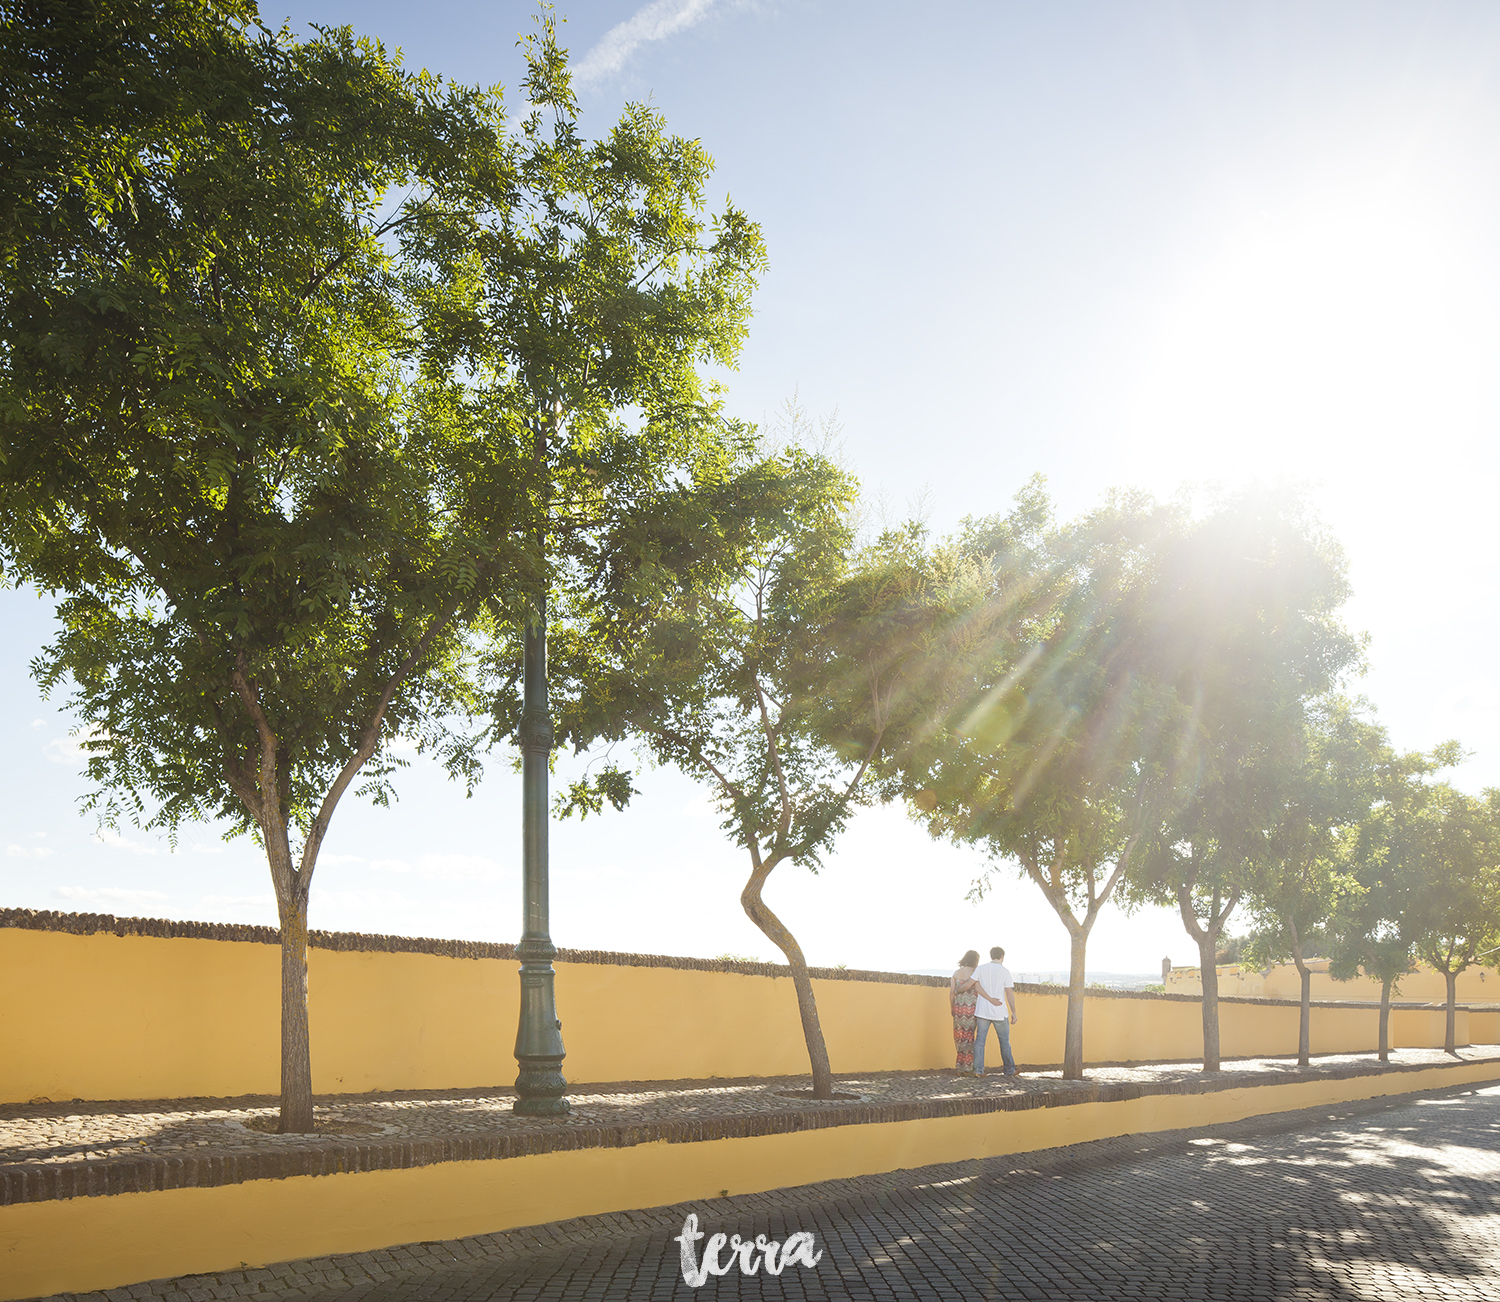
[673,1212,824,1287]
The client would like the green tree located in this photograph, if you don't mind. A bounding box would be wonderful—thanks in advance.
[1409,785,1500,1055]
[890,491,1187,1080]
[1328,739,1459,1061]
[558,448,988,1098]
[1243,697,1386,1066]
[0,4,521,1130]
[439,11,766,782]
[1130,494,1361,1072]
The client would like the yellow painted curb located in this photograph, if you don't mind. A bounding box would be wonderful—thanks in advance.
[4,1060,1498,1301]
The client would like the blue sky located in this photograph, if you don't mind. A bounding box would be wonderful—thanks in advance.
[6,1,1500,976]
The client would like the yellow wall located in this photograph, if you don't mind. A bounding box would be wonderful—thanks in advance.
[0,923,1486,1105]
[1471,1010,1500,1045]
[1168,959,1500,1003]
[4,1057,1499,1302]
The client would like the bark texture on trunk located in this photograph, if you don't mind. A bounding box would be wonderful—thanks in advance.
[1294,954,1312,1067]
[1176,880,1236,1074]
[742,856,834,1098]
[1378,976,1391,1063]
[277,894,314,1133]
[1025,844,1134,1085]
[1063,930,1088,1081]
[1198,934,1222,1072]
[1445,969,1459,1055]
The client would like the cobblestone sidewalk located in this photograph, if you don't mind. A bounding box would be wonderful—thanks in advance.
[4,1047,1492,1172]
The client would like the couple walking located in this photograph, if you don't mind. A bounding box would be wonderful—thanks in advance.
[950,947,1018,1076]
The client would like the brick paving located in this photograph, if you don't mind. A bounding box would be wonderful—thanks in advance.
[17,1069,1500,1301]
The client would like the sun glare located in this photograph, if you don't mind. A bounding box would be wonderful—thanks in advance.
[1128,176,1494,487]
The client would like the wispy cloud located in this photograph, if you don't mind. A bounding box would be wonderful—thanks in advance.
[94,828,159,855]
[363,853,504,883]
[56,885,170,906]
[574,0,720,87]
[309,887,420,912]
[315,852,504,882]
[45,725,105,765]
[199,893,276,912]
[678,791,719,821]
[6,844,54,859]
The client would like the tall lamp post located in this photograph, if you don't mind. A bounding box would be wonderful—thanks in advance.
[513,417,569,1116]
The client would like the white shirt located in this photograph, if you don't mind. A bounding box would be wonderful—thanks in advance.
[971,961,1014,1021]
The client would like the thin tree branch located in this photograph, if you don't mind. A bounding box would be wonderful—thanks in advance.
[297,594,466,878]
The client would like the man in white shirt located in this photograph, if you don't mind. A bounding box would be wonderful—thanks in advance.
[971,946,1018,1076]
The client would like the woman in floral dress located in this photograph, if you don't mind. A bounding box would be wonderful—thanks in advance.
[950,949,982,1072]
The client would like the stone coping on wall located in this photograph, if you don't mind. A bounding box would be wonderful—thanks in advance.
[6,908,1488,1010]
[4,1047,1498,1208]
[0,907,933,989]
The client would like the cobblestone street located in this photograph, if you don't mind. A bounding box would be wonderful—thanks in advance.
[30,1081,1500,1302]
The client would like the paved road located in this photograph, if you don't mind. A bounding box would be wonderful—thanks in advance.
[47,1083,1500,1302]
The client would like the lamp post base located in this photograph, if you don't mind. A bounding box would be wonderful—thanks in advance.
[514,950,569,1116]
[514,1058,570,1116]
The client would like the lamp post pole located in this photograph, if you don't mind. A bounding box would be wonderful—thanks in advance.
[513,414,568,1116]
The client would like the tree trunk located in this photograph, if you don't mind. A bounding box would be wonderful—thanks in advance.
[1445,968,1459,1056]
[1294,957,1311,1067]
[741,857,834,1098]
[1063,929,1087,1081]
[1198,933,1221,1072]
[277,893,314,1133]
[1378,976,1391,1064]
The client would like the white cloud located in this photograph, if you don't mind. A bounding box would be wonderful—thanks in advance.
[417,852,504,882]
[678,791,719,821]
[1434,678,1500,721]
[574,0,720,87]
[308,887,419,911]
[199,893,276,910]
[30,718,44,729]
[6,844,54,859]
[45,725,106,765]
[56,885,170,906]
[184,841,226,856]
[94,829,158,855]
[363,853,503,882]
[367,856,412,875]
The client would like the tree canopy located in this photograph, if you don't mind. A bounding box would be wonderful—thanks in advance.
[1129,492,1362,1070]
[1243,696,1388,1064]
[1327,733,1460,1060]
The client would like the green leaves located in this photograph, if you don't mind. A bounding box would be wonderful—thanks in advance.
[0,3,530,859]
[1406,784,1500,979]
[552,446,844,859]
[554,764,639,821]
[1243,696,1391,972]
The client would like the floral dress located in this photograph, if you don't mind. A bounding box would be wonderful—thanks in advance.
[950,966,979,1071]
